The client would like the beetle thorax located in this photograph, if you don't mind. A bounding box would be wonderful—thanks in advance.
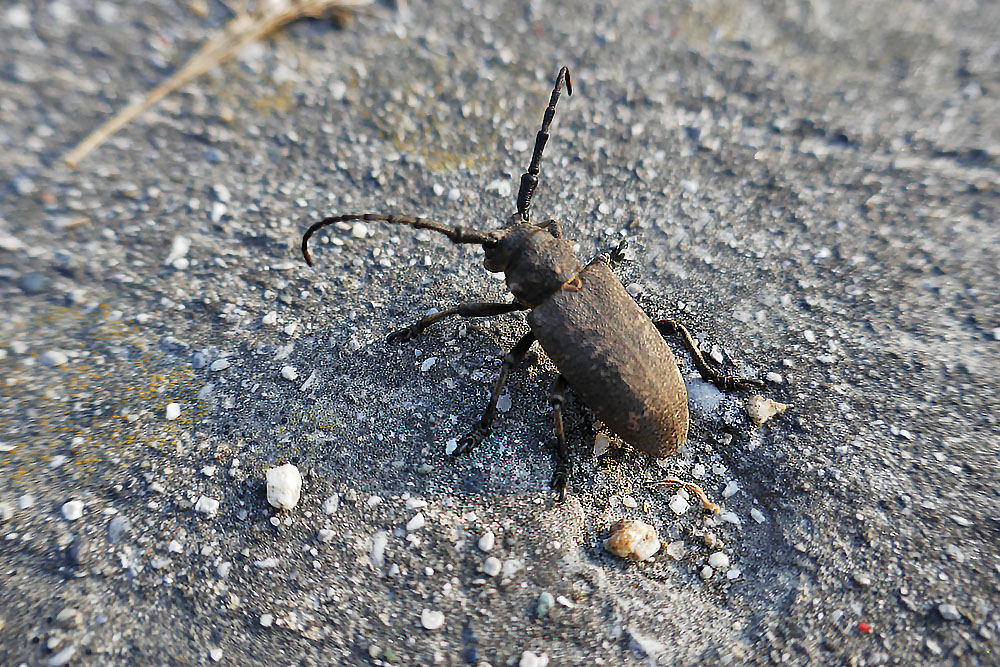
[482,223,580,307]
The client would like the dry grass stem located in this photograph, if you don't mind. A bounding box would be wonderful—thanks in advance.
[649,477,721,513]
[64,0,374,168]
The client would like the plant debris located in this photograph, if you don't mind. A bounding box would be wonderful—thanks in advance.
[63,0,376,167]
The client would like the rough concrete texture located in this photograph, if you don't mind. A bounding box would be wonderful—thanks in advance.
[2,0,998,664]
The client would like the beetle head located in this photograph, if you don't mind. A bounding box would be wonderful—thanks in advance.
[483,222,579,307]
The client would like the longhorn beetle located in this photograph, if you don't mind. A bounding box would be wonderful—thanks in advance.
[302,66,764,500]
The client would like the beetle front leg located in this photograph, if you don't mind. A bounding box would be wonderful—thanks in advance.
[452,331,536,456]
[387,301,526,343]
[548,374,571,502]
[654,319,764,391]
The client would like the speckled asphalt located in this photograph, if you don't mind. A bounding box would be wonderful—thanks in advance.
[1,1,998,664]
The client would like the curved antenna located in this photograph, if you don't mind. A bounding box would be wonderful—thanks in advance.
[302,214,496,266]
[516,66,572,222]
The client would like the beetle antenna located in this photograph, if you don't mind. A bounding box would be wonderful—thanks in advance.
[302,214,496,266]
[516,66,572,222]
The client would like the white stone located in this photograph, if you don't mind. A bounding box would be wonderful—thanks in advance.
[669,494,690,515]
[195,496,219,516]
[165,403,181,420]
[420,609,445,630]
[61,500,84,521]
[751,508,766,524]
[483,556,502,576]
[478,531,496,552]
[406,513,425,531]
[40,350,69,367]
[520,652,549,667]
[266,463,302,510]
[280,366,298,381]
[708,552,730,569]
[210,359,230,371]
[722,481,740,498]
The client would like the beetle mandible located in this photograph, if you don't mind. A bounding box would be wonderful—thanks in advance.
[302,66,764,500]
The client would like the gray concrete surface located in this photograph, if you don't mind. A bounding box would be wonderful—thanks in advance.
[1,0,999,664]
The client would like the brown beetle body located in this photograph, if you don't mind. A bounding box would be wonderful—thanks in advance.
[528,258,689,458]
[301,67,762,499]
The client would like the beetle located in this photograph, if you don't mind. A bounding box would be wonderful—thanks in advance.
[302,66,763,500]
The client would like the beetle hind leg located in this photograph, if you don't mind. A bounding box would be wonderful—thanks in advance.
[654,319,764,391]
[452,331,536,456]
[548,374,571,502]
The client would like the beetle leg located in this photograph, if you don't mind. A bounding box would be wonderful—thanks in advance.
[654,319,764,391]
[548,374,571,502]
[452,331,536,456]
[537,219,563,238]
[588,239,629,270]
[387,301,526,343]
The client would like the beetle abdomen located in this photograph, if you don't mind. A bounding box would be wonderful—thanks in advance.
[527,261,688,458]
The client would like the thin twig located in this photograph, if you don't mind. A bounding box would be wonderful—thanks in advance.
[64,0,374,168]
[649,477,721,514]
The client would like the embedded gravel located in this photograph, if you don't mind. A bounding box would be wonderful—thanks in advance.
[1,0,998,665]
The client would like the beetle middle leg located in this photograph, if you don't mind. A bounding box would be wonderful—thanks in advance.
[654,319,764,391]
[387,301,526,343]
[452,331,536,456]
[548,374,572,502]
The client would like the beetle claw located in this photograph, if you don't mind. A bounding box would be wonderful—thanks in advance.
[453,425,488,456]
[386,326,416,344]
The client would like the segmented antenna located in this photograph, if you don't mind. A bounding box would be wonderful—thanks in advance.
[516,66,572,222]
[302,214,495,266]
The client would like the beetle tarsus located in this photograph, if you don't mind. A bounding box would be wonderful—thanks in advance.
[453,424,489,456]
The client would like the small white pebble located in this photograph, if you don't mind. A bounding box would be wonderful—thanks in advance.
[351,222,368,239]
[939,603,961,621]
[318,528,335,543]
[406,513,425,531]
[622,495,638,509]
[255,557,280,568]
[708,552,730,569]
[483,556,502,576]
[209,647,223,662]
[367,495,382,507]
[266,463,302,510]
[722,481,740,498]
[217,562,232,577]
[165,403,181,421]
[322,494,340,514]
[421,609,445,630]
[726,568,742,580]
[280,366,298,381]
[262,311,278,326]
[665,541,686,560]
[61,500,84,521]
[765,371,784,384]
[519,652,549,667]
[700,565,714,580]
[669,494,690,515]
[168,540,183,553]
[692,463,706,479]
[18,494,36,509]
[478,531,496,552]
[259,614,274,627]
[420,357,437,372]
[746,395,788,426]
[195,496,219,516]
[201,465,217,477]
[751,508,766,524]
[40,350,69,367]
[210,358,230,371]
[719,511,741,525]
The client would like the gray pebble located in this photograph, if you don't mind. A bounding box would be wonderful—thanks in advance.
[938,603,960,621]
[18,271,50,294]
[107,516,130,543]
[536,591,555,618]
